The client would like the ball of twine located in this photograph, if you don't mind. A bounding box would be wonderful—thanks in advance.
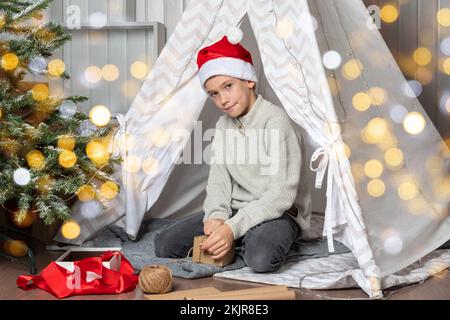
[138,264,173,294]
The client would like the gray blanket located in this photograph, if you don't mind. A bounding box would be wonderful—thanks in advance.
[83,218,351,279]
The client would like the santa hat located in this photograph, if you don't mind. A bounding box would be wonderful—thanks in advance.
[197,35,257,89]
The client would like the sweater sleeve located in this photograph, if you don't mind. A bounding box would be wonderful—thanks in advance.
[224,116,302,239]
[202,119,233,222]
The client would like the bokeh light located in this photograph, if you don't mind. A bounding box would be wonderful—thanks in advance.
[323,51,342,70]
[342,59,363,80]
[89,105,111,127]
[26,150,45,170]
[13,168,31,186]
[77,184,96,202]
[130,61,148,80]
[364,159,384,179]
[398,181,419,201]
[298,12,318,34]
[365,117,388,143]
[102,64,119,82]
[124,155,142,173]
[403,112,426,135]
[390,105,408,124]
[368,87,387,106]
[86,141,109,165]
[402,80,423,98]
[384,148,404,168]
[4,240,28,257]
[31,83,49,102]
[381,4,399,24]
[47,59,65,77]
[89,12,107,28]
[151,128,171,148]
[442,57,450,75]
[413,47,432,66]
[59,150,77,168]
[352,92,371,111]
[276,18,294,38]
[384,235,403,255]
[116,133,136,153]
[100,181,118,200]
[415,67,433,86]
[85,66,102,83]
[57,135,76,151]
[367,179,386,197]
[440,93,450,115]
[59,100,77,119]
[142,157,160,175]
[61,220,81,240]
[1,52,19,70]
[440,37,450,56]
[437,8,450,27]
[79,200,103,219]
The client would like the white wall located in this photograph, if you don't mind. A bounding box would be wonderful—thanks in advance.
[46,0,169,114]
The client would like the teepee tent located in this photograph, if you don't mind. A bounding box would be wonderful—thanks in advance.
[55,0,450,297]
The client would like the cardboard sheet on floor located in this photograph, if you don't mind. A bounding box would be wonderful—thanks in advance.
[145,287,221,300]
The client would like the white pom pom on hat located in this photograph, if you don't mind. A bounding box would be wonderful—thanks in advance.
[226,27,243,44]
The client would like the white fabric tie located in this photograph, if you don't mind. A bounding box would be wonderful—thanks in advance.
[310,136,340,189]
[310,137,346,253]
[110,113,128,195]
[111,113,127,158]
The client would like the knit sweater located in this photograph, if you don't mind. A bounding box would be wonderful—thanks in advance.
[203,94,312,239]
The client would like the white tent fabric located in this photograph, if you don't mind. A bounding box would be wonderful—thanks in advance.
[215,248,450,297]
[54,0,450,298]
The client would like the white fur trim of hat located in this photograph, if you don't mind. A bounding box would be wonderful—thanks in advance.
[198,57,258,90]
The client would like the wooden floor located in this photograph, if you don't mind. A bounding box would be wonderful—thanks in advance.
[1,246,450,300]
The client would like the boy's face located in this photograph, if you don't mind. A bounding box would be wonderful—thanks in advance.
[205,75,256,118]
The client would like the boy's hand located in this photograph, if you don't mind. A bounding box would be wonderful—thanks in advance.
[201,224,234,260]
[203,218,225,236]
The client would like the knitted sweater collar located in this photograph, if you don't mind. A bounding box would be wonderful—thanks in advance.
[235,94,264,130]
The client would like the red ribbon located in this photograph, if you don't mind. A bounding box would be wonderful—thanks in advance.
[17,251,138,299]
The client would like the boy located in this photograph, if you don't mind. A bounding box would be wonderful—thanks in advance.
[155,35,311,273]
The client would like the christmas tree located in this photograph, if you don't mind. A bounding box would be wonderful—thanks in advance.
[0,0,122,229]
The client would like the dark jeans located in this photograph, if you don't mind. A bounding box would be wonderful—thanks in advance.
[154,209,300,273]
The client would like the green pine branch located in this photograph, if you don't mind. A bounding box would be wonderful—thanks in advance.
[11,0,51,24]
[0,0,123,225]
[0,1,34,15]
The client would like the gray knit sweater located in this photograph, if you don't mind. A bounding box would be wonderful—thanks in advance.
[203,94,312,239]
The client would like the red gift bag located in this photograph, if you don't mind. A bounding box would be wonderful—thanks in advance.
[17,251,138,299]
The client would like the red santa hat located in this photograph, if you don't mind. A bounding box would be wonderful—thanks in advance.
[197,35,257,89]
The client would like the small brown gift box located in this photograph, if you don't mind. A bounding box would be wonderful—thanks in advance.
[192,235,235,267]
